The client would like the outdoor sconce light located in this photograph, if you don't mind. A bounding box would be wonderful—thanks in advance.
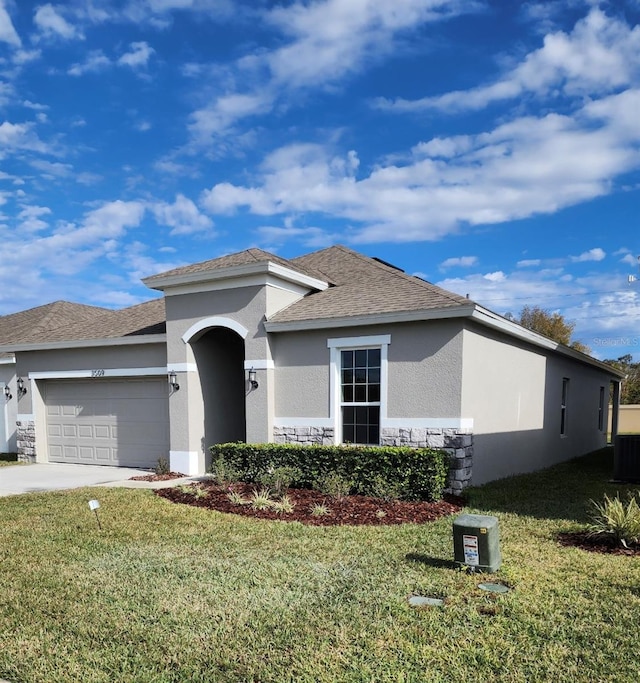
[3,385,11,400]
[248,367,259,390]
[17,377,27,397]
[168,371,180,392]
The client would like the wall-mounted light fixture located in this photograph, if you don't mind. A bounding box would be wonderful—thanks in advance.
[248,367,259,390]
[3,385,11,400]
[17,377,27,397]
[168,371,180,392]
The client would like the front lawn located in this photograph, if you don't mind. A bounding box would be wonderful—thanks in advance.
[1,448,640,682]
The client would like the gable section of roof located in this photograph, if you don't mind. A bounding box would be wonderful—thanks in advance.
[270,245,470,324]
[144,247,328,286]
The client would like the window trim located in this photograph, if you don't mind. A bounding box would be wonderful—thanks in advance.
[561,377,569,437]
[598,385,605,432]
[328,335,390,444]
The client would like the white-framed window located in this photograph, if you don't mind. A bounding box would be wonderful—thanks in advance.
[328,335,390,445]
[561,377,569,436]
[598,386,605,432]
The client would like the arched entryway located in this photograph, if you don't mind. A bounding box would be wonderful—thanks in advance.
[190,326,247,451]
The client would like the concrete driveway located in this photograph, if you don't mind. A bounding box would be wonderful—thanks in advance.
[0,463,153,497]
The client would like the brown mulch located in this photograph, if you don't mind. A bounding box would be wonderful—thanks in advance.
[557,531,640,556]
[129,472,186,482]
[155,481,464,526]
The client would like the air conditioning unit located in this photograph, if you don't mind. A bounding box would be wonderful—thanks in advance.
[613,435,640,482]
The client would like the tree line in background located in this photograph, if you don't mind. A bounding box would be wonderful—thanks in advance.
[507,306,640,405]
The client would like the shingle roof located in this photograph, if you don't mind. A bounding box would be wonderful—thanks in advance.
[0,298,165,347]
[144,247,328,285]
[0,301,110,347]
[268,245,470,323]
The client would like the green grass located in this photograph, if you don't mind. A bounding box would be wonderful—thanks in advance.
[1,448,640,682]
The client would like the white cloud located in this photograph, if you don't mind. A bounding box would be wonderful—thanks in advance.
[620,253,640,266]
[117,41,155,69]
[0,0,21,46]
[200,87,640,242]
[440,255,478,269]
[0,121,52,158]
[483,271,506,283]
[68,50,111,76]
[517,258,541,267]
[34,3,83,41]
[256,224,336,248]
[17,205,51,233]
[187,0,477,147]
[571,247,606,262]
[377,9,640,114]
[151,194,214,235]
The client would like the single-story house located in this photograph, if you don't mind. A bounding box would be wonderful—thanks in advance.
[0,245,625,489]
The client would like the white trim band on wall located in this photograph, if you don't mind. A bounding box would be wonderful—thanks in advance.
[17,414,35,421]
[170,451,199,476]
[244,360,275,370]
[327,334,391,349]
[167,363,198,373]
[28,368,168,380]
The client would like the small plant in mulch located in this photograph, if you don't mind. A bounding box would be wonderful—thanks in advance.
[156,481,463,526]
[558,493,640,556]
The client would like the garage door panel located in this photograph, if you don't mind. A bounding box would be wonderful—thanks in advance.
[45,378,169,468]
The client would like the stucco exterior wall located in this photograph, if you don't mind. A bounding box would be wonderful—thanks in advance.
[461,322,610,484]
[272,320,464,421]
[0,360,17,452]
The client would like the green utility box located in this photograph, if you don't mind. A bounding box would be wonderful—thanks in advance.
[453,514,501,573]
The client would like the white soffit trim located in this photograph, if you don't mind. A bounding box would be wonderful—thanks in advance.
[382,418,474,430]
[144,260,328,294]
[470,306,625,377]
[266,306,475,332]
[159,273,311,297]
[182,316,249,343]
[29,367,167,380]
[167,363,198,373]
[0,334,166,353]
[273,417,333,428]
[244,360,275,370]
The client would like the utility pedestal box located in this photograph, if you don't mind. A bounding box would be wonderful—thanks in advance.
[453,514,501,573]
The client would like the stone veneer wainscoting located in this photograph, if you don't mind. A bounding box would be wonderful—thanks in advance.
[16,419,36,463]
[273,425,473,495]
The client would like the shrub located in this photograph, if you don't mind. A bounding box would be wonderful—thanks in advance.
[588,493,640,548]
[209,456,241,488]
[314,472,353,500]
[209,442,449,501]
[155,457,170,476]
[258,466,302,497]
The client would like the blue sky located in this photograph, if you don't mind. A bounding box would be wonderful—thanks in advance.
[0,0,639,360]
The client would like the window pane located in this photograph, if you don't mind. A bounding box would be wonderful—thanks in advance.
[369,425,380,444]
[368,406,380,425]
[342,385,353,402]
[354,368,367,383]
[368,367,380,384]
[354,349,367,367]
[368,384,380,402]
[342,350,353,368]
[356,425,368,444]
[342,369,353,384]
[356,405,368,423]
[343,424,355,443]
[354,385,367,402]
[367,348,381,367]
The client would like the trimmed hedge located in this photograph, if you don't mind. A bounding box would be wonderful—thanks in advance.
[209,442,450,502]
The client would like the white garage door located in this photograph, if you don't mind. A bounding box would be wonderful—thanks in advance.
[45,378,169,468]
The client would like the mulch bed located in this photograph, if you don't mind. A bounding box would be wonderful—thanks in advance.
[129,472,186,482]
[557,531,640,556]
[155,481,464,526]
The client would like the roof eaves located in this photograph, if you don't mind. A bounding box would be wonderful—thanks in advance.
[0,333,167,353]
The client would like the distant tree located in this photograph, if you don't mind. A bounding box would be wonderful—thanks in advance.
[603,354,640,405]
[507,305,591,354]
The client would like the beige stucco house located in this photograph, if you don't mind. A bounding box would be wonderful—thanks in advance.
[0,245,625,489]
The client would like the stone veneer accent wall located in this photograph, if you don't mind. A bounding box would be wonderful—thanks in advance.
[273,426,335,446]
[380,427,473,494]
[16,419,36,463]
[273,425,473,494]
